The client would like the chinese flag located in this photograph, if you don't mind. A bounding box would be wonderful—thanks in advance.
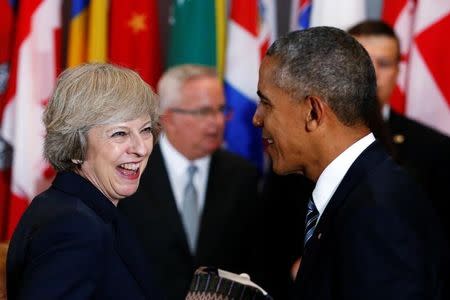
[109,0,162,88]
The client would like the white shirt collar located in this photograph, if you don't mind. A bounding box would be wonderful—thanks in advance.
[159,134,211,212]
[312,133,376,219]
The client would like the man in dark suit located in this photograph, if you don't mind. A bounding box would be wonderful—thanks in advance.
[118,64,261,300]
[253,26,449,299]
[348,20,450,241]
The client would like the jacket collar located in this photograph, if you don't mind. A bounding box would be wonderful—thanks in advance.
[52,171,118,223]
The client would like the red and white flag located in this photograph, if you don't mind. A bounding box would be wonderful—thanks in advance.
[0,0,15,240]
[310,0,366,30]
[382,0,416,114]
[1,0,61,239]
[406,1,450,136]
[383,0,450,136]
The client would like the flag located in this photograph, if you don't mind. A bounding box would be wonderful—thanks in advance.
[404,1,450,136]
[0,0,15,240]
[382,0,416,114]
[224,0,277,171]
[67,0,89,67]
[384,0,450,136]
[87,0,108,62]
[290,0,312,31]
[310,0,366,30]
[67,0,108,67]
[109,0,162,88]
[166,0,226,75]
[1,0,62,239]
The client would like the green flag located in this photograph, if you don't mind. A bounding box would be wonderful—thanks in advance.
[167,0,225,72]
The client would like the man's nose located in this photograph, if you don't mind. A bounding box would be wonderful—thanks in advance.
[252,108,263,127]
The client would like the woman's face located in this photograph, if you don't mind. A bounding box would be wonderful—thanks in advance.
[79,115,154,205]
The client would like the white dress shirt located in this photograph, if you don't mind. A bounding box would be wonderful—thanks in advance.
[312,133,376,221]
[159,135,211,214]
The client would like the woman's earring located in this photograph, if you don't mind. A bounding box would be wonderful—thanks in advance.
[71,159,83,165]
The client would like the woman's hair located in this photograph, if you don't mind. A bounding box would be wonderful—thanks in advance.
[43,63,160,171]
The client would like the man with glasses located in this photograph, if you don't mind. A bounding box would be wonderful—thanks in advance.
[119,64,262,300]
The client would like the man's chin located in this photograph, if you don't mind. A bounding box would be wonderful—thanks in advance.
[271,161,289,175]
[272,160,303,176]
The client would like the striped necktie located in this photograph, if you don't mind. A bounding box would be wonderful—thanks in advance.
[304,196,319,248]
[182,164,199,253]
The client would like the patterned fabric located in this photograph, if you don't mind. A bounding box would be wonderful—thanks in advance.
[185,267,273,300]
[304,196,319,247]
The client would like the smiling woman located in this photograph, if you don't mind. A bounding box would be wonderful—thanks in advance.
[6,63,163,300]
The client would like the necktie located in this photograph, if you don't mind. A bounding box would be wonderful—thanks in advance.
[304,196,319,248]
[182,164,199,253]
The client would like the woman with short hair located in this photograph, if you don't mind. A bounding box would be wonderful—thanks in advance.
[7,63,162,300]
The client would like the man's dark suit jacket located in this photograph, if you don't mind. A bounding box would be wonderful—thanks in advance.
[292,141,449,300]
[258,170,313,299]
[388,109,450,240]
[7,172,160,300]
[118,145,261,300]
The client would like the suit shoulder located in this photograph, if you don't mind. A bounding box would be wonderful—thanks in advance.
[19,187,107,236]
[393,114,450,145]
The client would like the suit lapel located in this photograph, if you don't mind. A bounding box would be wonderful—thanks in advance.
[296,141,389,291]
[54,172,158,298]
[149,146,192,256]
[113,214,159,298]
[195,150,235,259]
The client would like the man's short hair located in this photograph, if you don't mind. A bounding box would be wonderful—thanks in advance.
[266,26,378,128]
[348,20,401,61]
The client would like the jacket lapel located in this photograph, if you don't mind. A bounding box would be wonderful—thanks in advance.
[296,141,389,291]
[195,150,235,259]
[113,214,160,299]
[53,172,159,298]
[150,146,193,257]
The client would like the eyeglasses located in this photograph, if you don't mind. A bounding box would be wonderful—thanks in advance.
[169,105,233,119]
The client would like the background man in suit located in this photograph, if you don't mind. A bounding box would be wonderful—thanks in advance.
[253,26,449,299]
[348,20,450,241]
[119,64,262,300]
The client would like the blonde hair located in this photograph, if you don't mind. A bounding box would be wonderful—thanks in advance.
[43,63,160,171]
[157,64,217,112]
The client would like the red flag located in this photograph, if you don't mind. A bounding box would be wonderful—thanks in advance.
[0,0,15,240]
[406,2,450,136]
[382,0,416,114]
[383,0,450,136]
[109,0,162,88]
[1,0,61,239]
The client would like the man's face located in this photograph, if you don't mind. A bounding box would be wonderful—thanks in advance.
[253,56,313,175]
[355,35,400,106]
[164,76,226,160]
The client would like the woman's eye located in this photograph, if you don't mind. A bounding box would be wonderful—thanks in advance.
[111,131,127,137]
[142,127,153,134]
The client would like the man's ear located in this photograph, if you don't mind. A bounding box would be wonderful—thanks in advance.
[159,111,172,131]
[305,95,325,131]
